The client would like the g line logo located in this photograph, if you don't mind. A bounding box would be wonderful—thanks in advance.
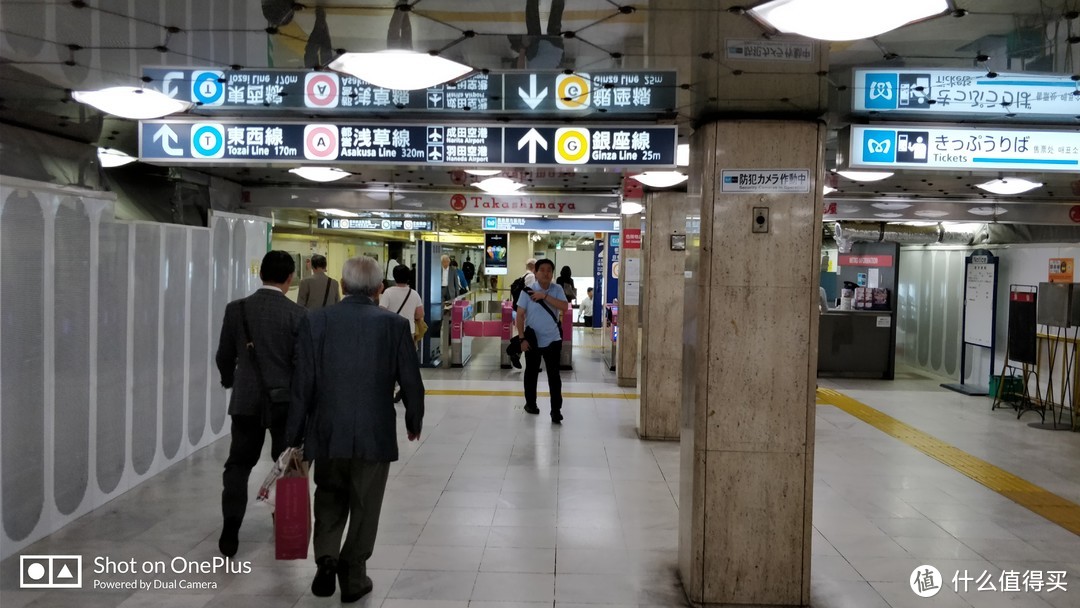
[554,128,590,164]
[555,73,590,110]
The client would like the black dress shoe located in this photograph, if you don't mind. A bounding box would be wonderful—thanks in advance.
[523,404,540,415]
[551,411,563,424]
[218,517,241,557]
[338,560,374,603]
[311,555,337,597]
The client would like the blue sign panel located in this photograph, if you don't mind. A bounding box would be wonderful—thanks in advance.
[853,68,1080,118]
[140,120,678,168]
[483,217,620,232]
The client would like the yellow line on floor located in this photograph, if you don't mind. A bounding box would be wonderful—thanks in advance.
[817,388,1080,536]
[426,389,637,400]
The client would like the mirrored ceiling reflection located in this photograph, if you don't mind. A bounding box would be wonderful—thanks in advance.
[2,0,1079,205]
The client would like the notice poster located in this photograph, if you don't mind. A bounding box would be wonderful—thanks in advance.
[484,232,508,275]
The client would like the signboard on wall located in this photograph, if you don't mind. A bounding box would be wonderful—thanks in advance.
[853,68,1080,118]
[846,125,1080,173]
[483,217,620,233]
[1049,258,1074,283]
[720,169,811,193]
[484,232,508,276]
[838,254,894,267]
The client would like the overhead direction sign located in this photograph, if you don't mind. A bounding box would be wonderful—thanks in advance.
[483,216,621,232]
[847,125,1080,173]
[853,68,1080,118]
[318,217,433,231]
[142,67,677,116]
[139,120,678,168]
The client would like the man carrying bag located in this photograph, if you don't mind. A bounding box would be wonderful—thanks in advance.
[215,250,306,558]
[515,259,569,423]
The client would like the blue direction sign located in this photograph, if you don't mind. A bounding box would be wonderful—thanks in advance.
[483,216,620,233]
[139,120,678,168]
[142,68,677,116]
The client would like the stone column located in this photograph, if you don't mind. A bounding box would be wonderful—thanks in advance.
[678,121,824,607]
[638,193,690,439]
[616,213,641,388]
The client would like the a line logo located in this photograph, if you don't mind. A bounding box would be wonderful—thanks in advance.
[21,555,83,588]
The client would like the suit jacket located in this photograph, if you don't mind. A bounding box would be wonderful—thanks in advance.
[215,288,307,417]
[297,272,340,310]
[287,296,424,462]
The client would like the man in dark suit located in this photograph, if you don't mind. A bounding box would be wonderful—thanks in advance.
[288,255,424,603]
[296,253,340,311]
[215,250,307,557]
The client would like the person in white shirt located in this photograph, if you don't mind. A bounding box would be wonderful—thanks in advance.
[523,258,536,286]
[578,287,594,327]
[380,265,424,338]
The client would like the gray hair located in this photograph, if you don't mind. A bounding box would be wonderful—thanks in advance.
[341,256,383,297]
[525,258,536,270]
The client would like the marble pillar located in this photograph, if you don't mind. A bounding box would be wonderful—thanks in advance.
[678,121,824,607]
[638,193,691,439]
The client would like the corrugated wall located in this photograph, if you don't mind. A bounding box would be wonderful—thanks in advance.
[0,178,268,559]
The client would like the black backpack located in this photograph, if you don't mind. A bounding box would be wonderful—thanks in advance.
[510,273,529,307]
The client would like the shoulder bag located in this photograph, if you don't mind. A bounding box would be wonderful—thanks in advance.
[240,301,291,427]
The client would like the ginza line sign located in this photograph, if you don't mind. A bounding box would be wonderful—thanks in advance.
[138,120,678,167]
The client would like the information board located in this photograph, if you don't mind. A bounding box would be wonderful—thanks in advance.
[139,120,678,168]
[963,257,996,348]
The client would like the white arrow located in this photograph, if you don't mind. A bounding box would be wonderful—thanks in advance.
[517,74,548,109]
[162,71,183,98]
[152,124,183,156]
[517,128,548,164]
[319,218,331,229]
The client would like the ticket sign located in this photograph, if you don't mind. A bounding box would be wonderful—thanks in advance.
[847,125,1080,173]
[142,67,676,116]
[317,217,433,231]
[140,120,678,168]
[854,68,1080,118]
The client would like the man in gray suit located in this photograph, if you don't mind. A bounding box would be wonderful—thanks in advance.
[215,250,307,557]
[296,253,340,310]
[288,256,424,603]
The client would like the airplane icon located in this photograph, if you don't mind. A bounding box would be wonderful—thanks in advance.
[427,146,443,161]
[428,128,443,142]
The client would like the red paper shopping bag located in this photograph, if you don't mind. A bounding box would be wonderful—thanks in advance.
[274,453,311,560]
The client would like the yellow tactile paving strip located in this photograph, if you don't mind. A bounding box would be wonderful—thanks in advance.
[426,389,638,400]
[817,388,1080,536]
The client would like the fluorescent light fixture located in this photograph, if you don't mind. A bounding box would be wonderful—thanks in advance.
[630,171,688,188]
[823,186,837,195]
[464,169,501,176]
[72,86,193,119]
[874,213,903,219]
[97,147,136,168]
[317,208,361,217]
[473,177,525,195]
[837,170,893,182]
[968,206,1007,216]
[289,166,351,182]
[329,50,472,91]
[749,0,949,41]
[676,144,690,167]
[838,206,862,214]
[975,178,1043,195]
[914,209,950,218]
[620,201,644,215]
[871,202,912,211]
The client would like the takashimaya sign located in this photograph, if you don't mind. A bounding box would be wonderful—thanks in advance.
[853,69,1080,118]
[139,120,677,168]
[141,67,677,116]
[847,125,1080,172]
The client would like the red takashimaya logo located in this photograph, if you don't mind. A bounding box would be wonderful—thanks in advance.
[449,194,467,211]
[1070,205,1080,224]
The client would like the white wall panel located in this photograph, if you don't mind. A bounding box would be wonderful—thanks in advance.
[0,179,268,559]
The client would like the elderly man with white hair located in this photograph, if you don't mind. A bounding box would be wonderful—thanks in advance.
[287,256,424,603]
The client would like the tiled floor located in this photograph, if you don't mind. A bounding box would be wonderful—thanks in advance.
[3,334,1080,607]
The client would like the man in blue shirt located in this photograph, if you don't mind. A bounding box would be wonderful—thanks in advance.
[515,259,569,423]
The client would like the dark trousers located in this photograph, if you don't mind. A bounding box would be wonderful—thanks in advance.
[583,315,593,327]
[221,408,287,523]
[524,339,563,413]
[313,459,391,594]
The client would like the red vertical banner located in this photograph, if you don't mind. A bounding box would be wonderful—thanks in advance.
[624,228,642,249]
